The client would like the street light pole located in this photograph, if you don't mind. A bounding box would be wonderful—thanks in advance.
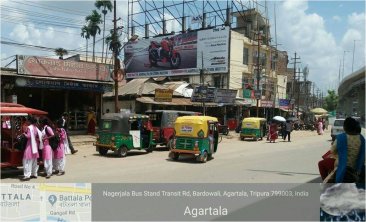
[341,50,349,80]
[352,40,360,73]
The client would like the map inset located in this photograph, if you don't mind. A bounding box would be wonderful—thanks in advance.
[1,183,91,222]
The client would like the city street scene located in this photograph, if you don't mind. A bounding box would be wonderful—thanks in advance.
[0,0,365,221]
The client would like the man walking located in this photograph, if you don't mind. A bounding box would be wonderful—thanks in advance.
[61,113,78,154]
[283,120,293,142]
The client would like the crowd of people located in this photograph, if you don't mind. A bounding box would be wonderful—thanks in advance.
[267,120,293,143]
[20,113,77,181]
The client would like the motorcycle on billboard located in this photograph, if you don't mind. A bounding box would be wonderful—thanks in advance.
[148,37,181,69]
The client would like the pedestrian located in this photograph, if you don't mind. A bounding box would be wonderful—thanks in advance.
[280,122,286,140]
[21,116,43,181]
[87,108,97,135]
[39,117,54,179]
[324,117,365,183]
[61,113,78,154]
[269,122,278,143]
[317,118,324,135]
[283,120,293,142]
[53,119,66,176]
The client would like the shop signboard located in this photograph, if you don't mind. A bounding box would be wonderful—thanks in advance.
[125,27,229,78]
[191,87,237,104]
[261,100,274,108]
[15,77,113,92]
[154,89,173,102]
[215,89,237,104]
[191,86,215,102]
[17,55,113,82]
[279,99,290,109]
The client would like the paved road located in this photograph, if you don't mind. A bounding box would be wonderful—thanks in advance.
[1,130,331,183]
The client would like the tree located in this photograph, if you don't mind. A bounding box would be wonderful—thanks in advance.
[95,0,113,64]
[85,10,103,62]
[54,48,68,59]
[81,25,91,61]
[323,89,338,111]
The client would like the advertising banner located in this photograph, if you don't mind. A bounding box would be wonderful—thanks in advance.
[125,27,229,79]
[17,55,112,82]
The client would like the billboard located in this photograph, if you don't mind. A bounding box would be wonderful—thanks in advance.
[191,86,237,104]
[125,27,229,79]
[17,55,112,82]
[154,89,173,102]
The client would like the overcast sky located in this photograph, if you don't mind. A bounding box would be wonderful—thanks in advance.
[1,0,365,94]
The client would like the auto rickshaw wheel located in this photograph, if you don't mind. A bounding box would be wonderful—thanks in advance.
[117,146,128,158]
[167,138,173,149]
[98,148,108,156]
[146,145,155,153]
[198,151,208,163]
[169,152,179,160]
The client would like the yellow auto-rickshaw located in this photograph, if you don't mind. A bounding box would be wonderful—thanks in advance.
[169,116,220,163]
[240,117,267,141]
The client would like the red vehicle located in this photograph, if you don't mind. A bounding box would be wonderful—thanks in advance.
[145,110,200,148]
[0,102,48,168]
[148,37,181,68]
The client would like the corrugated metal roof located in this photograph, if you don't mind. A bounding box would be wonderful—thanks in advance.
[104,79,185,98]
[136,97,192,106]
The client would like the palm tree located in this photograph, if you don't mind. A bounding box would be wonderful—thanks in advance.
[81,25,91,61]
[95,0,113,63]
[54,48,68,59]
[85,10,103,62]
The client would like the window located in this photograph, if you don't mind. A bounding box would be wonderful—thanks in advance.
[243,48,249,65]
[213,76,221,88]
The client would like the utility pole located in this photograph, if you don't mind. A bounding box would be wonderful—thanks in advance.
[200,51,206,116]
[296,68,302,117]
[113,0,119,113]
[290,52,301,116]
[255,31,262,117]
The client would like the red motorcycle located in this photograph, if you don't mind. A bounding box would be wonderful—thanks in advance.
[148,38,181,69]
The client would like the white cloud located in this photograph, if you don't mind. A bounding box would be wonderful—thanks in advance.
[274,0,341,91]
[332,15,341,22]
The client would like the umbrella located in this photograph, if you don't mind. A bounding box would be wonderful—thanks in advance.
[273,116,286,122]
[310,108,328,114]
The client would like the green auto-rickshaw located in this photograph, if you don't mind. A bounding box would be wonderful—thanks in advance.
[94,112,154,157]
[169,116,220,163]
[240,117,267,141]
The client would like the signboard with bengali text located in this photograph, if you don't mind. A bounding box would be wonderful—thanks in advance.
[17,55,113,82]
[154,89,173,102]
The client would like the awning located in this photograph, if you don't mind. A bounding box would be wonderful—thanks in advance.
[136,97,192,106]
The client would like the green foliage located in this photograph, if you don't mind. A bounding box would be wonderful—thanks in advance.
[323,90,338,111]
[95,0,113,15]
[54,48,68,59]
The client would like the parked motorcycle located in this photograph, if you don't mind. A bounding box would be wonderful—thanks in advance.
[148,39,181,69]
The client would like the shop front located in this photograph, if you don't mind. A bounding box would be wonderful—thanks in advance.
[1,56,113,130]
